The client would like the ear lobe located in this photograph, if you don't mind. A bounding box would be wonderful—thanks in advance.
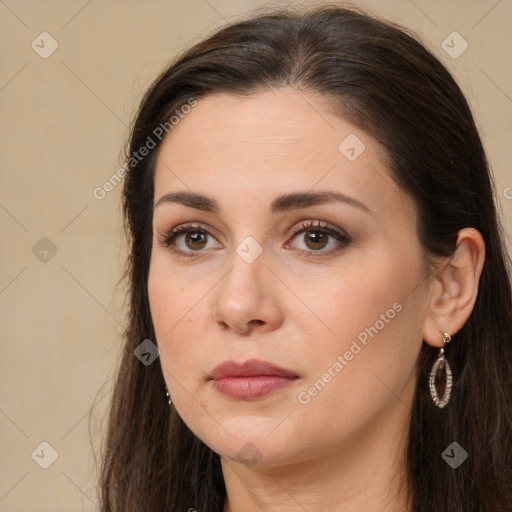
[422,227,485,348]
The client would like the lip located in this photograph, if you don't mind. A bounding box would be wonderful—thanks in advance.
[211,359,298,379]
[210,359,299,400]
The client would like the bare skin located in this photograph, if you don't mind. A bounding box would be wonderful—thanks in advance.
[148,88,485,511]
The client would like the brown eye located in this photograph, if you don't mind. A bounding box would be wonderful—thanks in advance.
[158,223,223,257]
[303,230,329,250]
[286,220,352,257]
[184,231,208,250]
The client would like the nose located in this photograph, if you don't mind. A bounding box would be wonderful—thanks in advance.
[212,246,284,336]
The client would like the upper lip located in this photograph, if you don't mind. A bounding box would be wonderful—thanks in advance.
[210,358,298,379]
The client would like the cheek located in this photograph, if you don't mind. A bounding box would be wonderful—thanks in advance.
[291,250,426,395]
[147,260,212,383]
[290,257,411,350]
[148,252,206,330]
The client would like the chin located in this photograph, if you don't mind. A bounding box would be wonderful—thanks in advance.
[194,415,306,469]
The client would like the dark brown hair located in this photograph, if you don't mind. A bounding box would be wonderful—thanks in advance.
[99,4,512,511]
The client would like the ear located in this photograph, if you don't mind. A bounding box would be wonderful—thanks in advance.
[422,228,486,348]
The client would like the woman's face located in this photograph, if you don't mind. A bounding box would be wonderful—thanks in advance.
[148,88,431,468]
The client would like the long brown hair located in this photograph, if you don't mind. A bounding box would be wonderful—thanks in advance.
[99,4,512,511]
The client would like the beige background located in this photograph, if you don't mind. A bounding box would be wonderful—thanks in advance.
[0,0,510,510]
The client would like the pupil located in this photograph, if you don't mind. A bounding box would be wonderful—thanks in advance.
[186,231,207,249]
[306,230,327,250]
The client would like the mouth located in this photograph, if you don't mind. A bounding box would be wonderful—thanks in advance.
[209,358,299,400]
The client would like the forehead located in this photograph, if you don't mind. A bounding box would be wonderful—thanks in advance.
[153,88,412,219]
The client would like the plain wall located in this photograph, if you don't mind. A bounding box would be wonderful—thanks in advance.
[1,0,511,510]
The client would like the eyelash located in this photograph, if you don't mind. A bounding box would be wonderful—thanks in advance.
[157,220,352,259]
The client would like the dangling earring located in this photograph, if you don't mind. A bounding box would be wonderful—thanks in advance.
[165,385,172,407]
[429,332,453,408]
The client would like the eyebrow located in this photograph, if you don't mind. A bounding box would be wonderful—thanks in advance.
[154,190,372,216]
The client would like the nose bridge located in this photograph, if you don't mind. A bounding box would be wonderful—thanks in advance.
[221,212,268,284]
[220,236,267,304]
[213,235,282,333]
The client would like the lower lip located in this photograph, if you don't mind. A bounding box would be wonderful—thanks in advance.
[211,376,298,400]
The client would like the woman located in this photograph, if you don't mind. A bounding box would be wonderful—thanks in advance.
[99,5,512,511]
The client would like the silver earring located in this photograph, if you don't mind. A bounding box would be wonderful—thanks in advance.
[165,385,172,407]
[429,332,453,408]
